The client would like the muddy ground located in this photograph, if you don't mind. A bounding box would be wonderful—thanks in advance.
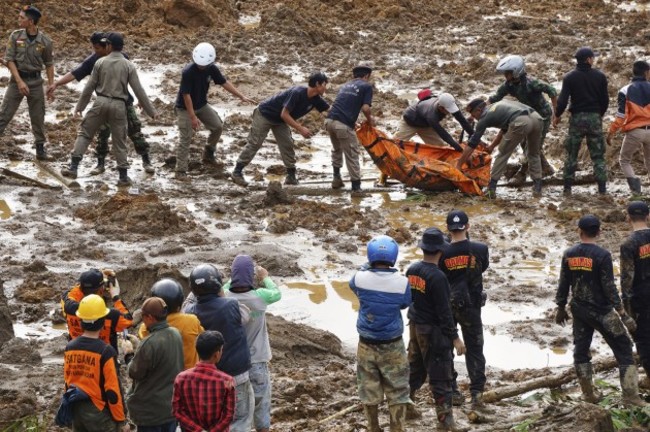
[1,0,650,430]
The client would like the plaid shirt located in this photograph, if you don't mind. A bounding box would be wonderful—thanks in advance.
[172,362,236,432]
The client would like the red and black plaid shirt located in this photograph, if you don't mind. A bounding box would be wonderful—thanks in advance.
[172,362,236,432]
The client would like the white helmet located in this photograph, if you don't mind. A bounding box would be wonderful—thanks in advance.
[192,42,216,66]
[496,55,526,79]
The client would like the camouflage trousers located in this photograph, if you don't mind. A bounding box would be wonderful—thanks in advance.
[94,104,149,158]
[357,338,411,405]
[408,323,453,405]
[570,302,633,365]
[562,112,607,182]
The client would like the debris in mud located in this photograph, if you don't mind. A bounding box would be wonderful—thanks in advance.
[14,271,70,305]
[529,402,614,432]
[0,284,14,346]
[0,389,38,429]
[263,181,294,206]
[0,338,42,365]
[74,192,196,237]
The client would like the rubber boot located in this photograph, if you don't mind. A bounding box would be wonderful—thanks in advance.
[351,179,368,197]
[620,365,648,407]
[388,403,407,432]
[451,389,465,407]
[35,143,50,161]
[231,162,248,187]
[284,167,299,185]
[485,179,497,199]
[61,156,82,179]
[331,167,344,189]
[509,162,528,186]
[376,172,388,187]
[436,403,468,432]
[363,404,382,432]
[406,391,421,420]
[532,179,542,198]
[202,145,217,165]
[117,168,132,187]
[141,153,155,174]
[470,392,495,414]
[540,153,555,177]
[563,179,572,197]
[575,363,600,404]
[89,157,105,175]
[597,180,607,195]
[627,177,642,195]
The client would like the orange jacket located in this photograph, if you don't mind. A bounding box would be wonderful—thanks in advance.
[64,336,125,422]
[62,285,133,351]
[609,77,650,135]
[138,312,204,370]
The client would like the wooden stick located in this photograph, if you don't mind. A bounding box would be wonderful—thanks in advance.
[317,403,362,424]
[1,167,62,190]
[35,161,81,189]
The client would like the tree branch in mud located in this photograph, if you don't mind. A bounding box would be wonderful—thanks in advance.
[482,357,620,403]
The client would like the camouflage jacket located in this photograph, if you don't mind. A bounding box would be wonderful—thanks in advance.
[488,74,557,119]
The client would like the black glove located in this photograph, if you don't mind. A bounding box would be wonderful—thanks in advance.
[554,307,569,326]
[621,314,637,334]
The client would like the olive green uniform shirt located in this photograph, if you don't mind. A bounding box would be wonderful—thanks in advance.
[4,29,53,73]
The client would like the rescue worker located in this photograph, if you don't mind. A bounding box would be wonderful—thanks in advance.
[554,214,645,407]
[48,31,156,175]
[458,98,544,199]
[138,278,204,370]
[224,255,282,432]
[489,55,558,184]
[231,72,330,186]
[553,47,609,195]
[127,297,184,431]
[620,201,650,384]
[61,268,133,353]
[184,263,254,432]
[63,294,126,431]
[173,331,236,431]
[606,61,650,195]
[0,5,54,160]
[407,228,468,432]
[439,210,491,413]
[325,65,374,194]
[174,42,255,181]
[61,32,158,186]
[349,236,412,432]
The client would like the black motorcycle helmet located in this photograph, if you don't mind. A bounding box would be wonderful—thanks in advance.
[189,264,223,296]
[150,278,184,313]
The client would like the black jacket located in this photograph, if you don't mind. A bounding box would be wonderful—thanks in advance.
[556,63,608,117]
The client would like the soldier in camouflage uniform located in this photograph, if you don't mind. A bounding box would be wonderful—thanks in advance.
[555,214,645,407]
[407,228,467,432]
[489,55,557,184]
[349,235,411,432]
[620,201,650,385]
[553,47,609,195]
[0,6,53,160]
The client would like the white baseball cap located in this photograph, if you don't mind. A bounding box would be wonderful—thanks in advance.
[437,93,460,114]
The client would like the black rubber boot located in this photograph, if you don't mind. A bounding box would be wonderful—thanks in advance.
[575,363,600,404]
[627,177,642,195]
[35,143,49,161]
[202,145,217,165]
[597,180,607,195]
[284,167,298,185]
[89,157,105,175]
[532,179,542,198]
[117,168,132,187]
[486,179,497,199]
[332,167,344,189]
[61,156,82,179]
[231,162,248,187]
[563,179,572,196]
[142,153,155,174]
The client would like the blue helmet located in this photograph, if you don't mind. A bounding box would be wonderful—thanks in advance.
[367,235,399,266]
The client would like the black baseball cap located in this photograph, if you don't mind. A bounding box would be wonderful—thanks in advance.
[627,201,650,216]
[418,228,449,253]
[79,269,105,292]
[466,98,486,113]
[353,65,372,76]
[578,214,600,231]
[575,47,596,61]
[447,210,469,231]
[22,5,41,20]
[103,32,124,50]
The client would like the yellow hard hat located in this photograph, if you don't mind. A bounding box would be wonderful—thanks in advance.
[76,294,110,321]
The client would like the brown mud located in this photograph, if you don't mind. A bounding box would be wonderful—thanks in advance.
[1,0,650,430]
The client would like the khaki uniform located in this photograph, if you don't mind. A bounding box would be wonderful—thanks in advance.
[72,52,156,169]
[0,29,53,145]
[325,119,362,181]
